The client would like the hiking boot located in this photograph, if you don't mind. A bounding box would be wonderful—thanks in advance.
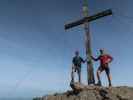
[96,81,102,86]
[109,83,112,87]
[71,79,74,84]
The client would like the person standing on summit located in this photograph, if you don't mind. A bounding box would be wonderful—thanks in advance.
[91,49,113,87]
[71,51,86,83]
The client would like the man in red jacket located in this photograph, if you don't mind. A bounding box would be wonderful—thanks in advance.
[91,49,113,87]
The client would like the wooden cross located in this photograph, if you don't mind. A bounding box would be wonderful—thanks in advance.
[64,0,112,85]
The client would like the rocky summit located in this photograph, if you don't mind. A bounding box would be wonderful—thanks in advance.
[33,83,133,100]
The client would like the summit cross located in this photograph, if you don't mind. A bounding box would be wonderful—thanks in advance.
[64,0,112,85]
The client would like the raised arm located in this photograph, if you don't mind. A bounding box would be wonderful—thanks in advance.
[80,57,86,63]
[91,55,100,61]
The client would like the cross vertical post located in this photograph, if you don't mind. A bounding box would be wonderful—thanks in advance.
[82,0,95,84]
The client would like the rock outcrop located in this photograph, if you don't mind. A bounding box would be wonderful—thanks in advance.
[33,83,133,100]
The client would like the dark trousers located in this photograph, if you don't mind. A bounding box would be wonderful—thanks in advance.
[97,64,112,86]
[71,66,81,83]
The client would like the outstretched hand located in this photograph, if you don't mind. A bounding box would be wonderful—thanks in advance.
[90,55,94,59]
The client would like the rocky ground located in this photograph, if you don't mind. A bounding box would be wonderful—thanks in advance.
[33,83,133,100]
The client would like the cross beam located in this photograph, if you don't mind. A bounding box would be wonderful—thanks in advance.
[65,9,112,30]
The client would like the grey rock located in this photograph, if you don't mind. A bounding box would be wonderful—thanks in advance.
[33,84,133,100]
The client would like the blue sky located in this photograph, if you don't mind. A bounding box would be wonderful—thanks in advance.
[0,0,133,98]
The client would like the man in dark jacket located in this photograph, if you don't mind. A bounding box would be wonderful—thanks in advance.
[71,51,86,83]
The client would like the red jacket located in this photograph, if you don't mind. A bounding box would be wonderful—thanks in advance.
[93,54,113,65]
[99,54,113,65]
